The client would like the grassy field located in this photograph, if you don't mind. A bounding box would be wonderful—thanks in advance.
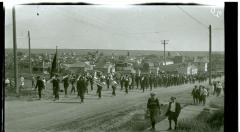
[177,96,224,132]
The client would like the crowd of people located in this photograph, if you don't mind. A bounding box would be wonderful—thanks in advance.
[191,85,209,105]
[5,71,223,102]
[191,80,224,105]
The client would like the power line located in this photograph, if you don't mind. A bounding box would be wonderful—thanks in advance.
[176,6,208,29]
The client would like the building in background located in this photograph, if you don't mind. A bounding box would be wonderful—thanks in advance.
[63,62,93,73]
[211,54,224,74]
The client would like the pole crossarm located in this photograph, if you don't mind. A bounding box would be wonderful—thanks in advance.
[161,40,169,66]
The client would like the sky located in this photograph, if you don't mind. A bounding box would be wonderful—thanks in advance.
[5,5,224,51]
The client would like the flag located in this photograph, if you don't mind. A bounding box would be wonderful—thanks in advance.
[50,53,57,78]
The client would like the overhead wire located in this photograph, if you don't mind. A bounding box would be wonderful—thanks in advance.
[176,6,208,29]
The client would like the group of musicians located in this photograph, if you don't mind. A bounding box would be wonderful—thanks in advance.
[33,70,223,101]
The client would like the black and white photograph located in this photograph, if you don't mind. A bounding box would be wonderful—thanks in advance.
[4,3,225,132]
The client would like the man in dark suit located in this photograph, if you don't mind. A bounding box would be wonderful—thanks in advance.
[89,74,94,91]
[77,76,86,103]
[135,74,140,89]
[35,76,44,100]
[165,97,181,130]
[62,74,69,97]
[51,74,60,101]
[124,75,129,94]
[147,92,161,130]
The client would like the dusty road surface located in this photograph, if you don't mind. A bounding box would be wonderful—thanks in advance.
[5,83,200,132]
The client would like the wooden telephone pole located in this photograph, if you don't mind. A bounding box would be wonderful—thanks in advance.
[209,25,212,85]
[12,6,19,95]
[161,40,169,66]
[28,30,32,75]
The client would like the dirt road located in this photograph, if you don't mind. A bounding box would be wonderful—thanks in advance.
[5,83,198,132]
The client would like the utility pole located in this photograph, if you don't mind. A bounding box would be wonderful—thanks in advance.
[28,30,32,75]
[42,53,44,73]
[209,25,212,85]
[161,40,169,66]
[12,6,19,95]
[56,46,58,73]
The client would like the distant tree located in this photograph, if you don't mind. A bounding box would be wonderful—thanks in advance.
[17,52,24,56]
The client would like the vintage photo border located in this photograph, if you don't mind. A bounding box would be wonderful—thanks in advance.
[1,2,238,132]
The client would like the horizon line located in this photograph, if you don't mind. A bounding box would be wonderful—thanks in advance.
[5,48,225,52]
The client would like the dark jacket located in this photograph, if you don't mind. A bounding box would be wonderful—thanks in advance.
[51,79,60,89]
[165,102,181,118]
[62,77,69,87]
[77,78,86,93]
[35,79,44,90]
[147,98,160,110]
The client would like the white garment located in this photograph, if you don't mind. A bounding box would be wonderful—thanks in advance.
[203,88,208,96]
[217,83,222,89]
[5,79,10,84]
[20,77,24,86]
[43,79,46,87]
[170,102,176,112]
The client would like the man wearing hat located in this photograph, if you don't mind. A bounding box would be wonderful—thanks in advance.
[147,92,161,130]
[165,97,181,130]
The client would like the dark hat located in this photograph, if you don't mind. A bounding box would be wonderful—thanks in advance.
[170,96,176,100]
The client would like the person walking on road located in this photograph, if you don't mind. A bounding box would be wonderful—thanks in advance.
[124,75,129,94]
[35,76,44,100]
[42,77,46,90]
[77,76,86,103]
[111,79,118,96]
[89,74,94,91]
[201,86,208,105]
[120,74,125,91]
[62,74,70,97]
[216,81,223,96]
[5,78,10,89]
[191,85,198,104]
[19,75,25,90]
[70,74,76,94]
[135,74,140,89]
[140,75,145,92]
[32,75,36,89]
[106,74,111,90]
[165,97,181,130]
[96,74,105,99]
[51,74,60,101]
[147,92,161,130]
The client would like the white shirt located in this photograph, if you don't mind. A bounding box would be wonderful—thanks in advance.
[43,79,46,85]
[5,79,10,84]
[203,88,208,96]
[170,102,176,112]
[217,83,222,89]
[20,77,24,85]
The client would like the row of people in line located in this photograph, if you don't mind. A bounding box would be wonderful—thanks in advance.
[191,85,209,105]
[191,81,224,105]
[7,71,222,100]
